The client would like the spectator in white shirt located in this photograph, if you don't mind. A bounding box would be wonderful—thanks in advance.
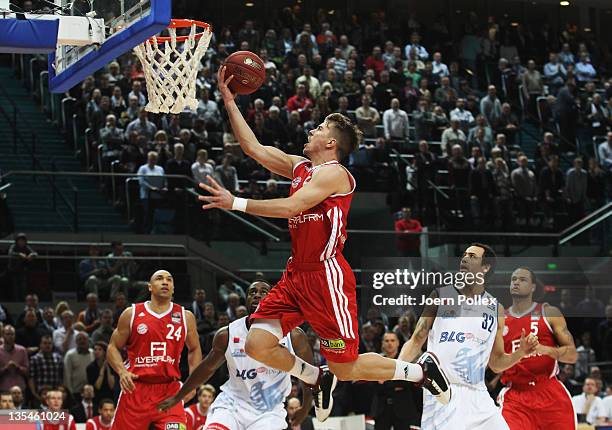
[572,377,606,425]
[441,119,467,157]
[575,53,597,83]
[196,88,221,130]
[404,32,429,61]
[431,52,449,78]
[598,132,612,172]
[295,66,321,99]
[383,98,410,142]
[543,53,567,94]
[52,310,81,356]
[136,151,167,233]
[125,108,157,142]
[192,149,215,185]
[601,391,612,424]
[450,98,475,134]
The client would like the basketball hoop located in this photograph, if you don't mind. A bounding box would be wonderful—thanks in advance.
[133,19,212,114]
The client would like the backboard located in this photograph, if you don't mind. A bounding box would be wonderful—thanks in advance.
[48,0,171,93]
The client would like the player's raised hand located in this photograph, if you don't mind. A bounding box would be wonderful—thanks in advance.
[198,177,235,211]
[157,395,180,412]
[217,66,236,102]
[118,370,138,393]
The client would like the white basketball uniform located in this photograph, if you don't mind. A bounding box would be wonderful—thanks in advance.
[204,316,293,430]
[421,286,509,430]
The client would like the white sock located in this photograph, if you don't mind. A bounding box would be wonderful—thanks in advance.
[393,359,423,382]
[288,355,320,385]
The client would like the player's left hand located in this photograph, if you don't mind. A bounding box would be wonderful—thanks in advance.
[157,395,180,412]
[198,177,235,210]
[289,406,310,427]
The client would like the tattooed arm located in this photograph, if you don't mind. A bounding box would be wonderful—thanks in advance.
[398,290,438,362]
[538,305,577,363]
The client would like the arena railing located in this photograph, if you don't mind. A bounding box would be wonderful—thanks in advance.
[0,169,284,243]
[0,251,251,302]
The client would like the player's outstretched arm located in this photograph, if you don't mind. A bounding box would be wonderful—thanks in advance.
[289,327,315,427]
[538,305,577,363]
[399,290,438,362]
[199,165,346,219]
[107,307,139,393]
[489,304,539,373]
[218,66,304,179]
[157,327,229,412]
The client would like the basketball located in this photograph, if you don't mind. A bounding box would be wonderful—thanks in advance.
[223,51,265,95]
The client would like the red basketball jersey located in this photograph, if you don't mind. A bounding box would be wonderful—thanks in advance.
[502,302,558,386]
[185,403,208,430]
[125,301,187,383]
[289,160,355,263]
[42,414,76,430]
[85,416,112,430]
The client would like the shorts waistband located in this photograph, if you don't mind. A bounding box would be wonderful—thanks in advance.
[506,376,558,390]
[135,378,178,385]
[287,255,346,272]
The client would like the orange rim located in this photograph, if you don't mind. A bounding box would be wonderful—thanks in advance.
[147,19,212,44]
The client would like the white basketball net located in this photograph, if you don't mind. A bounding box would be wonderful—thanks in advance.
[133,23,212,114]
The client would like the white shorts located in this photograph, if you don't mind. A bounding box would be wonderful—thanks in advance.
[204,392,287,430]
[421,384,509,430]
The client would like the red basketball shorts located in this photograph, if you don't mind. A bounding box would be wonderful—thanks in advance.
[111,380,186,430]
[498,377,576,430]
[250,254,359,363]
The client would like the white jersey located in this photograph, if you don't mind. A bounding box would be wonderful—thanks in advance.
[427,286,498,389]
[220,316,293,412]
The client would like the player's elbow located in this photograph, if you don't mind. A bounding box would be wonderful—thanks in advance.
[488,358,504,374]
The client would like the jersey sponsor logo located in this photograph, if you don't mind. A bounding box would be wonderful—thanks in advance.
[137,323,148,334]
[439,331,467,343]
[288,213,324,228]
[236,368,258,380]
[171,312,182,324]
[165,424,186,430]
[233,337,240,343]
[231,348,247,358]
[134,341,176,367]
[292,176,302,188]
[320,338,346,351]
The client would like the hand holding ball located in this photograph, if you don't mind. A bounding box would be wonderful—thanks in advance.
[222,51,265,95]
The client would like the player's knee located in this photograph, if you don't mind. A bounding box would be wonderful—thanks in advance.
[327,362,353,381]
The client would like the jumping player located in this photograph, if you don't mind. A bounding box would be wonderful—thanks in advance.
[107,270,202,430]
[43,389,76,430]
[399,244,540,430]
[85,399,115,430]
[158,281,314,430]
[198,66,450,421]
[184,384,215,430]
[498,267,577,430]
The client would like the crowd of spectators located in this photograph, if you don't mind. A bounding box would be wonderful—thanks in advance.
[59,7,610,233]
